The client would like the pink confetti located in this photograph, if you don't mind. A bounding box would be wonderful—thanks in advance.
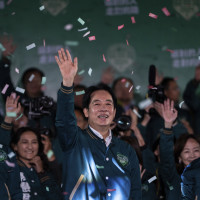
[149,13,158,19]
[107,189,116,192]
[7,0,12,5]
[131,16,136,23]
[88,36,96,41]
[103,54,106,62]
[63,192,68,195]
[121,78,126,83]
[5,160,15,168]
[15,68,19,73]
[43,39,45,47]
[166,49,174,53]
[129,85,133,93]
[1,84,9,94]
[126,40,129,46]
[118,24,124,30]
[162,7,170,16]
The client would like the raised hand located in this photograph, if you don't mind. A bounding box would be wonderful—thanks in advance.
[55,48,78,87]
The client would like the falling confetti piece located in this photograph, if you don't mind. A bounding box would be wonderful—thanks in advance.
[118,24,124,30]
[126,40,129,46]
[78,70,85,75]
[64,24,73,31]
[166,49,174,53]
[78,27,88,31]
[7,0,12,5]
[148,176,157,183]
[46,187,50,192]
[96,165,104,169]
[162,7,170,16]
[103,54,106,62]
[77,17,85,25]
[15,68,19,73]
[107,189,116,192]
[15,87,25,94]
[133,109,142,118]
[26,43,36,50]
[8,152,15,158]
[4,64,9,67]
[75,90,85,96]
[5,160,15,168]
[121,78,126,83]
[1,84,9,94]
[83,31,90,37]
[179,101,184,109]
[6,112,17,117]
[136,85,141,90]
[47,150,54,159]
[88,36,96,41]
[63,192,68,195]
[131,16,136,23]
[138,98,153,109]
[125,81,130,88]
[149,13,158,19]
[88,68,92,76]
[39,5,45,11]
[15,113,23,121]
[0,43,6,51]
[29,74,35,82]
[0,144,3,148]
[41,77,46,85]
[11,12,15,15]
[43,39,45,47]
[129,85,133,93]
[65,41,79,46]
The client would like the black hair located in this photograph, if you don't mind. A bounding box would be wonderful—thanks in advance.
[160,77,175,91]
[10,127,49,170]
[21,67,44,87]
[112,77,134,92]
[82,83,117,109]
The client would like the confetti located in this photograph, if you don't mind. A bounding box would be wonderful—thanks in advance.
[133,109,142,118]
[131,16,136,23]
[118,24,124,30]
[103,54,106,62]
[179,101,184,109]
[88,68,92,76]
[75,90,85,96]
[46,187,50,192]
[26,43,36,50]
[63,192,68,195]
[8,152,15,159]
[149,13,158,19]
[78,70,85,75]
[0,43,6,51]
[29,74,35,82]
[107,189,116,192]
[138,98,153,109]
[77,17,85,25]
[129,85,133,93]
[64,24,73,31]
[65,41,79,46]
[39,5,45,11]
[7,0,12,5]
[15,68,19,73]
[1,84,9,94]
[43,39,45,47]
[11,12,15,15]
[136,85,141,90]
[126,40,129,46]
[41,77,46,85]
[166,49,174,53]
[88,36,96,41]
[96,165,104,169]
[15,113,23,121]
[121,78,126,83]
[83,31,90,37]
[6,112,17,117]
[125,81,130,88]
[148,176,157,183]
[15,87,25,94]
[4,64,9,67]
[0,144,3,148]
[5,160,15,168]
[47,150,54,159]
[78,27,88,32]
[162,7,170,16]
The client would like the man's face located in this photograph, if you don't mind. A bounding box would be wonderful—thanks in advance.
[164,80,180,103]
[83,90,116,130]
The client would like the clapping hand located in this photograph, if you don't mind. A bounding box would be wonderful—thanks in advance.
[55,48,78,87]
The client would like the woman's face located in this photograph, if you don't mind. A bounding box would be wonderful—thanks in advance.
[179,138,200,167]
[14,131,39,162]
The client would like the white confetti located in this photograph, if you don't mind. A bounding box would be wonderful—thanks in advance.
[138,98,153,110]
[83,31,90,37]
[75,90,85,96]
[8,152,15,159]
[64,24,73,31]
[78,70,85,75]
[15,68,19,73]
[39,5,45,11]
[29,74,35,82]
[129,85,133,93]
[5,160,15,168]
[133,109,142,118]
[136,85,141,90]
[0,144,3,148]
[148,176,157,183]
[125,81,130,88]
[15,87,25,94]
[179,101,184,109]
[88,68,92,76]
[41,77,46,85]
[26,43,36,50]
[1,84,9,94]
[78,27,88,31]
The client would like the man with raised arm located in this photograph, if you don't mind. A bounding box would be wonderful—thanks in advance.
[55,48,141,200]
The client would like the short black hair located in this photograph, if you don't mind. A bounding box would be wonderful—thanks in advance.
[21,67,44,87]
[82,83,117,109]
[160,77,175,91]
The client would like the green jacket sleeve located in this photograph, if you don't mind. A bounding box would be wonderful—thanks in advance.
[0,121,12,146]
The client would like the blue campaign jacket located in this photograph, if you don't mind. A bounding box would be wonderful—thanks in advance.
[55,83,142,200]
[181,157,200,200]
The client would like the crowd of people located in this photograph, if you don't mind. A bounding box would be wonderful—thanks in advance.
[0,37,200,200]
